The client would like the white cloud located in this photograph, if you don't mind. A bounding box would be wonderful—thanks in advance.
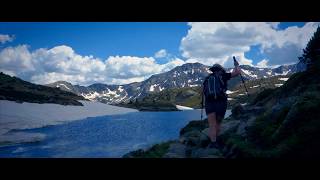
[180,22,320,68]
[104,56,186,82]
[0,34,14,44]
[0,45,185,85]
[35,45,106,74]
[154,49,167,58]
[0,45,35,72]
[30,72,87,85]
[184,53,252,68]
[107,77,147,85]
[105,56,161,78]
[160,58,185,72]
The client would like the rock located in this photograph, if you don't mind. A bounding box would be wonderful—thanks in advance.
[200,128,211,147]
[246,116,256,128]
[232,104,264,119]
[190,148,223,158]
[244,106,264,115]
[236,122,247,136]
[235,116,256,137]
[224,144,238,159]
[180,120,208,136]
[180,129,211,148]
[220,120,240,136]
[231,104,245,118]
[180,130,202,146]
[163,143,187,158]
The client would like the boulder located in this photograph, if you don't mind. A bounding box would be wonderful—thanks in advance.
[244,106,264,115]
[180,130,202,146]
[231,104,245,118]
[235,116,257,137]
[163,143,187,158]
[220,120,240,136]
[236,121,247,136]
[199,128,211,147]
[180,120,208,136]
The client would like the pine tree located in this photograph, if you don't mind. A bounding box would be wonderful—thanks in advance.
[299,26,320,70]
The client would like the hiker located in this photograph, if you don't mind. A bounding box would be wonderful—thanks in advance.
[202,63,241,149]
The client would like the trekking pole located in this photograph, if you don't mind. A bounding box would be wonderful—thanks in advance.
[233,56,249,97]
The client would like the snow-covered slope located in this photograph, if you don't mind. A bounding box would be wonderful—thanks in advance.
[175,105,194,110]
[0,100,138,145]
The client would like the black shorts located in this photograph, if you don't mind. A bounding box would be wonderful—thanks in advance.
[205,99,227,119]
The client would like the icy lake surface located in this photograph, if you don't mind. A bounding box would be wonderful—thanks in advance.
[0,100,231,157]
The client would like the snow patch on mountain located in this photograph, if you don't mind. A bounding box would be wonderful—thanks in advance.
[250,85,260,89]
[57,83,71,90]
[241,69,258,79]
[226,90,238,94]
[82,92,100,101]
[279,78,289,81]
[176,105,193,110]
[275,70,291,76]
[118,86,124,92]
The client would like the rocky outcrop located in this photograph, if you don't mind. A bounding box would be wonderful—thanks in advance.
[163,143,187,158]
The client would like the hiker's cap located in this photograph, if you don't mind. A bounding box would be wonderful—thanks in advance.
[209,63,225,72]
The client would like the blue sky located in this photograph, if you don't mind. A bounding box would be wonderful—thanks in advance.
[0,22,188,63]
[0,22,305,64]
[0,22,318,85]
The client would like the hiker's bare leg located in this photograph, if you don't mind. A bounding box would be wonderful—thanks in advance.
[216,116,223,136]
[207,112,217,142]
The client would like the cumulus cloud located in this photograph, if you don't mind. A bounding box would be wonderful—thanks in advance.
[0,45,185,85]
[0,45,35,72]
[160,58,185,72]
[105,56,161,78]
[266,22,280,29]
[180,22,319,68]
[154,49,167,58]
[0,34,14,44]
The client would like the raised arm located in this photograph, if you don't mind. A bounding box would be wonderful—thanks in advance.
[231,66,241,78]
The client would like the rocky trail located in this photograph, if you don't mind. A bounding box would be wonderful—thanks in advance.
[124,104,264,158]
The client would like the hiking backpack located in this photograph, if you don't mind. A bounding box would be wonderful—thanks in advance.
[202,71,226,100]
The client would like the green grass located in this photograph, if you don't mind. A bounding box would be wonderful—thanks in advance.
[123,141,174,158]
[225,69,320,158]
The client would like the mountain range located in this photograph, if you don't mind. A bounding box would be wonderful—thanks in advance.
[46,62,306,104]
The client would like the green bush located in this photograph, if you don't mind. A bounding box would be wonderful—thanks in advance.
[123,141,174,158]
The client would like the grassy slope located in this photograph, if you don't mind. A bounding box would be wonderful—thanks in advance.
[226,60,320,158]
